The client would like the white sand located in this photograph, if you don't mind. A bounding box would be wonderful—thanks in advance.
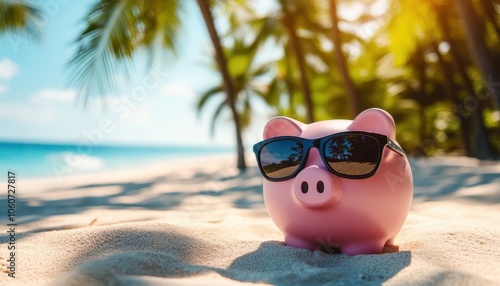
[1,155,499,285]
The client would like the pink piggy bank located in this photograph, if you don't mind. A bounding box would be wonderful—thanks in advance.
[253,108,413,255]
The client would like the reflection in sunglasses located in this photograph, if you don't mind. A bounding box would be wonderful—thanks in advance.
[327,161,377,176]
[261,140,303,179]
[324,135,379,176]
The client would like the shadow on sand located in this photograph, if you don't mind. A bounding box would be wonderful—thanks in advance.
[48,234,410,286]
[224,241,411,285]
[2,166,264,228]
[409,158,500,204]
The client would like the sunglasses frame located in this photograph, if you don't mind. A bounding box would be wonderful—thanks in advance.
[253,131,406,182]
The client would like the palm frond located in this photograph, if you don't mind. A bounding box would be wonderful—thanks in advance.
[67,0,136,107]
[197,85,223,112]
[249,61,273,78]
[0,0,43,40]
[239,92,252,128]
[67,0,187,107]
[212,0,256,24]
[249,16,285,48]
[210,98,228,136]
[258,77,281,107]
[141,0,187,69]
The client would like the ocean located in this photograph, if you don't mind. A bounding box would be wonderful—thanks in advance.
[0,142,232,179]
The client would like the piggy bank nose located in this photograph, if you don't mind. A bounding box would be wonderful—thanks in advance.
[292,165,336,208]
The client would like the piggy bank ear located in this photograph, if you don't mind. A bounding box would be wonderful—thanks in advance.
[348,108,396,140]
[263,116,304,139]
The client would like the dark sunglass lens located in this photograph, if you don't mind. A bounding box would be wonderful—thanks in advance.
[324,135,379,176]
[259,140,304,179]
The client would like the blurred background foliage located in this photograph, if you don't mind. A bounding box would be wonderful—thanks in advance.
[202,0,500,162]
[2,0,499,170]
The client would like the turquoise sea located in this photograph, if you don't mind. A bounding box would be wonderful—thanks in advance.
[0,142,232,179]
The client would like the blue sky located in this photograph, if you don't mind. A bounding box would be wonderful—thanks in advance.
[0,0,273,148]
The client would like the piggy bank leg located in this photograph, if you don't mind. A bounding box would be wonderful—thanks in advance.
[285,235,317,251]
[340,240,385,255]
[385,238,395,246]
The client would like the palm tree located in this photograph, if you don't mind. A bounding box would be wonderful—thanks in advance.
[0,0,42,38]
[435,5,494,158]
[279,0,314,123]
[249,0,324,123]
[196,0,247,170]
[253,30,332,121]
[67,0,250,170]
[329,0,359,117]
[197,37,272,138]
[384,0,494,158]
[453,0,500,110]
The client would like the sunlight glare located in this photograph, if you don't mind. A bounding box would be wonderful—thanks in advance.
[337,2,364,22]
[438,42,451,55]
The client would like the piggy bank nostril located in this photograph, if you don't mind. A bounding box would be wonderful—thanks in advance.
[317,181,324,193]
[301,182,309,193]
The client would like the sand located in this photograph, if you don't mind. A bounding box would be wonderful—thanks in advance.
[0,155,499,285]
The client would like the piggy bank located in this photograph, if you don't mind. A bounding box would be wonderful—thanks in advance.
[253,108,413,255]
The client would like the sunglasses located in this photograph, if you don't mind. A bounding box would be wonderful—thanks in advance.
[253,131,406,181]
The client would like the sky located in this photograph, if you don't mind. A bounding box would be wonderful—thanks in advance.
[0,0,273,148]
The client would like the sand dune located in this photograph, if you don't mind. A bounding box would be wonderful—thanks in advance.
[0,155,499,285]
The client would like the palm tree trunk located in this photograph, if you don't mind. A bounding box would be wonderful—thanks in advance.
[453,0,500,110]
[437,10,494,159]
[280,0,314,123]
[196,0,246,170]
[329,0,360,117]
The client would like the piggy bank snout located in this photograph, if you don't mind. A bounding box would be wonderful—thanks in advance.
[292,166,338,208]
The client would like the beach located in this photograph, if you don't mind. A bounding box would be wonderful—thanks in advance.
[1,155,499,285]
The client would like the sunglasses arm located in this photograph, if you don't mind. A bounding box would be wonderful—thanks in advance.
[387,139,406,157]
